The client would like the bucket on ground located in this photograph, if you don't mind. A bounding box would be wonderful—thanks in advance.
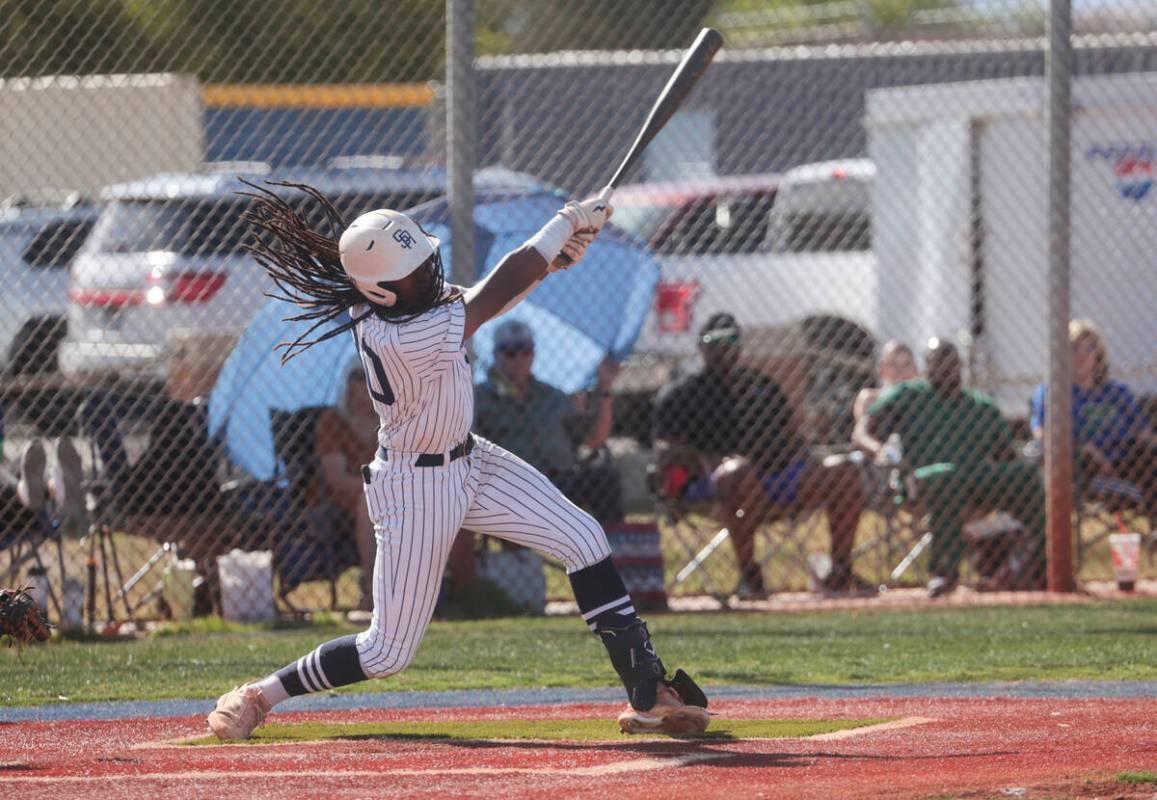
[217,549,276,622]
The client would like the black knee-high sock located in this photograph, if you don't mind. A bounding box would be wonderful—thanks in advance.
[570,557,666,709]
[568,556,640,632]
[275,634,368,697]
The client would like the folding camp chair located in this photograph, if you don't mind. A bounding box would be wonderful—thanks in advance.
[650,461,827,599]
[78,395,266,621]
[266,408,360,611]
[844,453,932,589]
[1074,474,1153,572]
[1,511,68,619]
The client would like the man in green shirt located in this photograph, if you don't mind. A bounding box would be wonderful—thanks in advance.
[855,339,1046,597]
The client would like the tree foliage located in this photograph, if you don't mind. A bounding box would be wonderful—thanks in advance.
[0,0,718,81]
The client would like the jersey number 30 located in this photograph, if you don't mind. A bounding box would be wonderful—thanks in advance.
[360,336,396,406]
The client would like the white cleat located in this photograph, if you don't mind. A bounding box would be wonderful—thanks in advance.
[618,683,709,735]
[207,684,272,741]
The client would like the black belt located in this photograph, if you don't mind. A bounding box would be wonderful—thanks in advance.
[376,434,475,467]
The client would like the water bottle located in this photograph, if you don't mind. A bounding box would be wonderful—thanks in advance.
[25,566,49,615]
[883,434,905,500]
[61,578,85,632]
[882,433,903,465]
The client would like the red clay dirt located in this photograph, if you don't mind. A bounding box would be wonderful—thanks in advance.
[1,696,1154,800]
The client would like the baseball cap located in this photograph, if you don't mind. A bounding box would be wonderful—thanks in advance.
[493,319,535,350]
[699,312,741,345]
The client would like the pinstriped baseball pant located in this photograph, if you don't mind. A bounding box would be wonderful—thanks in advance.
[355,435,612,679]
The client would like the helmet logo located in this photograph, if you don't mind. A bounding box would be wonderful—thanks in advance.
[393,229,417,250]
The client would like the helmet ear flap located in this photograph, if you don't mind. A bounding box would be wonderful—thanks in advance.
[375,283,399,307]
[354,279,398,307]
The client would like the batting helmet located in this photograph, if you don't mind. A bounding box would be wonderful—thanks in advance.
[339,209,439,306]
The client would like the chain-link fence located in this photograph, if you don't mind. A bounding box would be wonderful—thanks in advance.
[1,1,1154,628]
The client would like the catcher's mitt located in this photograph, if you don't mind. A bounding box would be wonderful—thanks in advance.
[0,586,52,647]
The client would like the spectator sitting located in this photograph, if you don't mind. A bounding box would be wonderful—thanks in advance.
[311,363,381,610]
[855,337,1046,597]
[853,339,919,432]
[1030,319,1157,527]
[0,400,85,544]
[653,312,868,598]
[78,392,254,614]
[474,319,624,523]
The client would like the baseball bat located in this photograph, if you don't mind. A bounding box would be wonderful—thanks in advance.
[603,27,724,196]
[557,27,723,264]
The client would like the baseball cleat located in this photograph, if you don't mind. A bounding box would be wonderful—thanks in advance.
[207,684,272,740]
[618,683,709,736]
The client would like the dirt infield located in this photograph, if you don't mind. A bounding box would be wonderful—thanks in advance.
[1,695,1155,799]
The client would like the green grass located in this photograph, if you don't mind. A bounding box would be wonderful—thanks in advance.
[184,716,888,745]
[4,598,1157,706]
[1116,770,1157,785]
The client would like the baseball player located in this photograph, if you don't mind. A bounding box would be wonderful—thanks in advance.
[207,182,708,739]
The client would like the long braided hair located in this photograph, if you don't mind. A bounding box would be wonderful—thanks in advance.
[239,179,457,362]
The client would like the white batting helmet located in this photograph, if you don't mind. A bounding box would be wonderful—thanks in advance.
[338,209,439,306]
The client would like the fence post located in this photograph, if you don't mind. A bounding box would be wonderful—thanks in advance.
[447,0,476,290]
[1044,0,1074,592]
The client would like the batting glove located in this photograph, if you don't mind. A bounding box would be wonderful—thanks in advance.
[558,196,613,235]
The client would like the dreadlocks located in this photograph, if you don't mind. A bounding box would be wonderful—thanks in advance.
[239,179,457,362]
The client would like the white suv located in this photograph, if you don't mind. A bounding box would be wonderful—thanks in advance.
[0,196,98,375]
[61,163,536,379]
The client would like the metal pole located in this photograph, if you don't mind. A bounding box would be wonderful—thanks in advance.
[446,0,476,290]
[1044,0,1074,592]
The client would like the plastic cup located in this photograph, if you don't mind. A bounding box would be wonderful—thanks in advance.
[1108,533,1142,592]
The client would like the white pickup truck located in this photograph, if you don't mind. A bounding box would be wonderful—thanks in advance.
[613,160,878,442]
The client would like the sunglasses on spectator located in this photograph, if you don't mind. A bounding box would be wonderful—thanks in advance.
[498,344,535,356]
[701,332,740,346]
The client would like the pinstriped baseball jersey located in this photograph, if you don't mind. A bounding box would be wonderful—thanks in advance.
[351,297,472,454]
[343,289,616,682]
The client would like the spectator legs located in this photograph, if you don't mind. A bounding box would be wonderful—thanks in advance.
[354,496,376,609]
[714,456,866,592]
[921,463,1046,583]
[798,459,864,585]
[987,462,1047,580]
[712,457,766,592]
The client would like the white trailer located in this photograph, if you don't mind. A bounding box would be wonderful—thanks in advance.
[867,73,1157,416]
[0,73,202,199]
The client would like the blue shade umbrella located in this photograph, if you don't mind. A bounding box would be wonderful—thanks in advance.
[208,300,358,479]
[210,190,660,478]
[409,191,661,392]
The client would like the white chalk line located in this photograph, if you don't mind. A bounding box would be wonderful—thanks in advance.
[0,752,726,783]
[805,716,937,741]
